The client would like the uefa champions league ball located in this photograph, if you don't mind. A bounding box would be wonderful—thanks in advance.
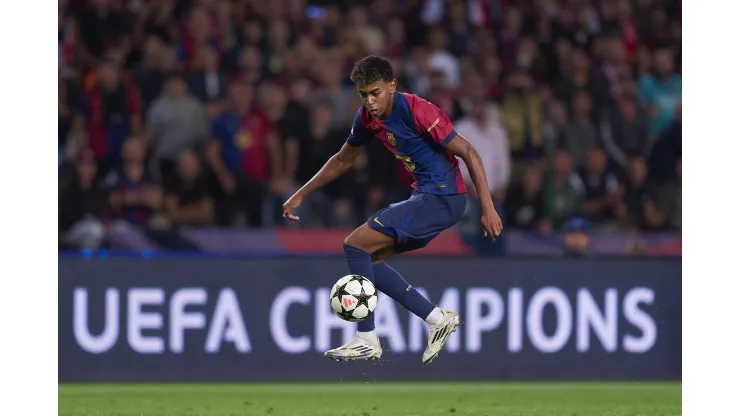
[329,274,378,322]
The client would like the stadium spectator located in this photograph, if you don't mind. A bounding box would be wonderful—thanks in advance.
[503,70,544,162]
[505,165,548,232]
[614,155,664,230]
[147,72,209,185]
[187,45,229,107]
[310,62,356,130]
[426,26,460,89]
[639,48,681,135]
[456,91,511,204]
[541,100,569,157]
[600,78,652,169]
[542,150,585,229]
[656,158,682,231]
[163,151,213,226]
[132,36,170,114]
[561,89,600,169]
[562,217,592,258]
[58,0,682,237]
[105,137,161,228]
[83,58,142,172]
[649,102,682,184]
[579,147,620,224]
[59,149,107,250]
[553,48,609,117]
[206,81,280,227]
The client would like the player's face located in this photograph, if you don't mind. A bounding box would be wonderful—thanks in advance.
[356,80,397,117]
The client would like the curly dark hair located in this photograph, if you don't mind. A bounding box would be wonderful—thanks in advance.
[349,55,394,86]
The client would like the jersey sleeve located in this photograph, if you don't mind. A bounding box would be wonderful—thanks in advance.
[410,97,458,147]
[346,108,374,146]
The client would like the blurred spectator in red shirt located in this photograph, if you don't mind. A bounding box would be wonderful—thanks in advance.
[206,82,280,226]
[83,58,142,171]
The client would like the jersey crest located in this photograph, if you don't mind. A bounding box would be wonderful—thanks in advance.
[386,132,396,146]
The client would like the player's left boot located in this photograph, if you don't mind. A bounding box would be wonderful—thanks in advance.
[422,309,461,365]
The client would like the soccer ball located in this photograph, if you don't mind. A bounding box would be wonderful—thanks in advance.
[330,274,378,322]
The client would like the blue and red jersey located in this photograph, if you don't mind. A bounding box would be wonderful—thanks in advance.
[347,92,467,195]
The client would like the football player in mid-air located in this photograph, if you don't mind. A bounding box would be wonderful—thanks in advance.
[283,55,503,365]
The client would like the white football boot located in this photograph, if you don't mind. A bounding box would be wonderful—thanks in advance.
[324,331,383,361]
[422,309,461,365]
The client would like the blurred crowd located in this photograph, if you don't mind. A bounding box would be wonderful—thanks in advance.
[58,0,682,249]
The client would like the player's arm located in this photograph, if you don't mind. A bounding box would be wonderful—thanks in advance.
[447,134,503,238]
[446,136,494,211]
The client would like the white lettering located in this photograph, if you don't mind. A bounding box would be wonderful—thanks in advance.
[270,287,311,354]
[507,288,524,352]
[314,288,354,352]
[465,288,504,352]
[527,287,572,353]
[577,289,618,352]
[205,288,251,353]
[127,288,165,354]
[374,294,406,352]
[622,287,657,353]
[169,288,207,353]
[73,288,119,354]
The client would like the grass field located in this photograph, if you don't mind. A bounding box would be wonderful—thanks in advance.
[58,382,681,416]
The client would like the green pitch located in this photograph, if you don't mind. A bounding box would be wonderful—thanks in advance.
[58,382,681,416]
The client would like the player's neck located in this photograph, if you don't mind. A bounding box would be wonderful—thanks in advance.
[381,92,396,118]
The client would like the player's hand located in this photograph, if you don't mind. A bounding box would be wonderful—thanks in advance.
[481,207,503,240]
[282,193,303,223]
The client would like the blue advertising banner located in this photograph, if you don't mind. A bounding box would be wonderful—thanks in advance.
[58,258,681,382]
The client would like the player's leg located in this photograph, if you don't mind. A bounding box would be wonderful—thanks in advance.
[325,224,395,361]
[386,192,468,365]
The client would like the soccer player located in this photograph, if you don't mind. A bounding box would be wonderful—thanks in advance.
[282,56,503,365]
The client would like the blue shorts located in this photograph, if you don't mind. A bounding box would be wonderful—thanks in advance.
[367,191,468,254]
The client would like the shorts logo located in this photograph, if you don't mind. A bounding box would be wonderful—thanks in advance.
[386,132,396,146]
[374,217,385,227]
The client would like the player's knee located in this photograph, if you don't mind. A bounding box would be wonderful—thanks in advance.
[371,247,394,264]
[343,227,373,252]
[345,223,395,253]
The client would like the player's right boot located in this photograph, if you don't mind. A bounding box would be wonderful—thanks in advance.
[324,331,383,361]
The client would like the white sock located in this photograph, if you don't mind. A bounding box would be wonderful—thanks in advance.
[425,307,444,326]
[357,330,376,343]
